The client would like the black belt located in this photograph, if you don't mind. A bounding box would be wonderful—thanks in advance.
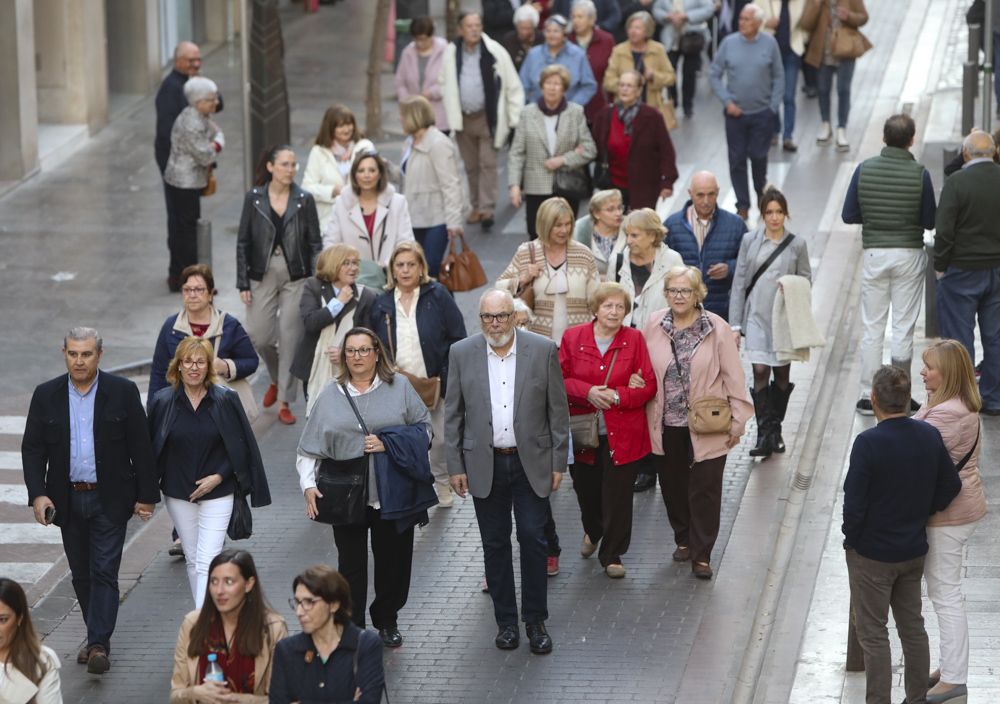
[71,482,98,492]
[493,447,518,455]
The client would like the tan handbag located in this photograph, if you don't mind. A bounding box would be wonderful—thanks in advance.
[831,25,872,60]
[201,166,217,197]
[669,336,730,435]
[515,243,538,310]
[659,97,678,131]
[439,233,487,292]
[569,350,619,450]
[384,313,441,409]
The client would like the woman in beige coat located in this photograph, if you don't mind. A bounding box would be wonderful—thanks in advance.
[301,105,375,226]
[603,11,676,126]
[914,340,986,703]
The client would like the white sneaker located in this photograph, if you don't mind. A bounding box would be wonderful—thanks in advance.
[816,122,832,144]
[435,482,453,507]
[836,127,849,152]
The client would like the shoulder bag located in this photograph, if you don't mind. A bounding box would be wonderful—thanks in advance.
[550,111,593,201]
[201,166,217,197]
[831,25,873,60]
[439,233,487,292]
[745,234,795,299]
[570,349,619,449]
[669,336,731,435]
[312,384,371,526]
[515,243,538,310]
[227,479,252,540]
[680,31,706,56]
[384,313,440,409]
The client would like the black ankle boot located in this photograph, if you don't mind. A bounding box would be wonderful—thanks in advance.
[748,387,774,458]
[769,382,795,453]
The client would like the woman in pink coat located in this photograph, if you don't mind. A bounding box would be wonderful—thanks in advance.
[640,265,753,580]
[914,339,986,703]
[394,16,449,132]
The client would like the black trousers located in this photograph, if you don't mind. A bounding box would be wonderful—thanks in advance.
[333,506,414,629]
[569,438,638,566]
[525,193,580,241]
[163,182,201,279]
[667,49,701,115]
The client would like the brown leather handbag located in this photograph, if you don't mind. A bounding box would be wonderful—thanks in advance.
[439,233,487,292]
[384,313,441,409]
[831,25,872,60]
[201,166,217,197]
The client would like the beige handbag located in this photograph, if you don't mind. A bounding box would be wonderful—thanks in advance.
[384,313,441,409]
[569,350,619,449]
[669,337,730,435]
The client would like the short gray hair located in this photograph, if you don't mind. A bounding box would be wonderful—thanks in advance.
[743,4,765,21]
[513,4,540,26]
[571,0,597,19]
[64,327,103,352]
[480,288,515,310]
[626,11,655,38]
[184,76,218,105]
[963,130,996,160]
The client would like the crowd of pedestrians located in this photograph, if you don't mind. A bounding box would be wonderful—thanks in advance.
[7,3,995,703]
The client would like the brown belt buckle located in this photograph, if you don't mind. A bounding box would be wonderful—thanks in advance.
[493,446,517,455]
[71,482,98,492]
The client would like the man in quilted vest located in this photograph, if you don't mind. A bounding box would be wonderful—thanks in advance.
[841,114,936,415]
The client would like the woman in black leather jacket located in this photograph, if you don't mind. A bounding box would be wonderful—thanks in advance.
[236,144,323,425]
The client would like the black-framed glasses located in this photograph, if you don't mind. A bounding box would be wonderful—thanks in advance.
[479,312,513,324]
[288,596,322,611]
[666,288,694,299]
[181,359,208,369]
[181,286,208,296]
[344,347,374,358]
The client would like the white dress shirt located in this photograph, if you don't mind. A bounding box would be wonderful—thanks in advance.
[394,288,428,377]
[487,332,518,448]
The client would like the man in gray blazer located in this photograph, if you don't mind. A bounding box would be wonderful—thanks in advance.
[445,289,569,654]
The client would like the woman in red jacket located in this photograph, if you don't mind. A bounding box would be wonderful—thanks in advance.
[559,282,656,579]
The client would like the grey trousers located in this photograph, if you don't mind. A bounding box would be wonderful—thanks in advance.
[846,549,929,704]
[245,251,305,404]
[455,110,497,213]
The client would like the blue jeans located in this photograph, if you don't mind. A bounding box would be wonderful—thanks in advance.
[60,489,129,652]
[937,266,1000,410]
[473,452,549,625]
[775,51,801,140]
[817,59,856,127]
[724,109,773,211]
[413,224,449,278]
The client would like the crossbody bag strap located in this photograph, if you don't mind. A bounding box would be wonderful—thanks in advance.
[955,422,981,473]
[339,383,371,436]
[384,313,397,363]
[745,234,795,299]
[603,348,620,385]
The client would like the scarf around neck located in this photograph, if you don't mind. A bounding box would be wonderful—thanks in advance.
[538,97,568,116]
[615,101,640,136]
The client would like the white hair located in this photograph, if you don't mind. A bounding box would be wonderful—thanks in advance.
[183,76,218,105]
[744,5,765,21]
[963,131,996,159]
[512,298,535,321]
[513,4,540,26]
[572,0,597,19]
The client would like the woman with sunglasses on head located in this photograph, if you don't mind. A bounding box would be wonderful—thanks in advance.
[269,565,384,703]
[148,337,271,608]
[0,578,62,704]
[296,328,432,649]
[237,144,324,426]
[170,550,286,703]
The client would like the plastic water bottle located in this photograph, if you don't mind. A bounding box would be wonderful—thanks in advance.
[204,653,225,683]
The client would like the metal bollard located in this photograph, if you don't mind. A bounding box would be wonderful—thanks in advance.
[197,219,213,270]
[964,24,982,136]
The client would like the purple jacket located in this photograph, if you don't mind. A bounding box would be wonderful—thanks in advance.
[395,36,449,131]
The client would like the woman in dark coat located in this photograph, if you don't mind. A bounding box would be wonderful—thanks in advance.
[591,69,678,211]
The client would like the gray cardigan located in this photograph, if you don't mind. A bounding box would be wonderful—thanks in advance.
[508,102,596,196]
[164,106,218,190]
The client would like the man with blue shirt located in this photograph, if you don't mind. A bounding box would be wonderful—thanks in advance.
[842,366,961,704]
[22,328,158,676]
[709,4,784,220]
[519,14,598,105]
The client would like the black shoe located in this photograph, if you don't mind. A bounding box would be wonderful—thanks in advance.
[495,624,519,650]
[379,627,403,648]
[168,540,185,558]
[526,623,553,654]
[480,214,495,230]
[86,645,110,674]
[632,473,656,493]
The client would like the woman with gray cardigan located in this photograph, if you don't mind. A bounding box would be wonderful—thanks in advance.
[728,187,811,459]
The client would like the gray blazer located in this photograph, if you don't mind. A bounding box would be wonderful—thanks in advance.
[508,102,597,196]
[445,330,569,499]
[728,227,812,331]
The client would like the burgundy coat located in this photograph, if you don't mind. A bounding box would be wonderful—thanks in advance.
[559,322,656,466]
[591,103,678,210]
[569,27,616,124]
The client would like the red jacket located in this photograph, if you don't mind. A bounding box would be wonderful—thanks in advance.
[559,322,656,466]
[570,28,615,124]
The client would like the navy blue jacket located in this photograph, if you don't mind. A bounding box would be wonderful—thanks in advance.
[664,202,747,320]
[842,417,961,563]
[268,625,384,704]
[148,312,259,406]
[370,282,466,397]
[375,424,437,528]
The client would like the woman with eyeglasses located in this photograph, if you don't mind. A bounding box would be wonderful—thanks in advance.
[237,144,324,426]
[148,337,271,607]
[573,189,627,279]
[296,328,432,649]
[270,565,384,703]
[170,549,287,703]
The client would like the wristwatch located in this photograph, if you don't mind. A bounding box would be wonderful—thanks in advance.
[613,391,620,406]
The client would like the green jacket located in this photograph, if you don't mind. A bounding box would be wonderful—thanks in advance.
[856,147,927,249]
[935,160,1000,271]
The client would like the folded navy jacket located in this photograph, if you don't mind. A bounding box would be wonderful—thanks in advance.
[375,424,437,530]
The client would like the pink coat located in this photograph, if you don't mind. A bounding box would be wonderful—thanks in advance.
[394,37,449,131]
[914,398,987,527]
[642,308,754,462]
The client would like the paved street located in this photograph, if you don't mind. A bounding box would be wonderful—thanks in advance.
[1,0,997,702]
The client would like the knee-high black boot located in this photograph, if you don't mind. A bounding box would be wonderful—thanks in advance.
[748,387,774,458]
[769,382,795,453]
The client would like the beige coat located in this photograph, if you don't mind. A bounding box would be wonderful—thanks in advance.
[170,609,288,703]
[603,40,676,114]
[301,140,375,225]
[754,0,809,56]
[322,184,415,266]
[507,102,597,196]
[914,398,988,528]
[800,0,868,68]
[401,126,466,229]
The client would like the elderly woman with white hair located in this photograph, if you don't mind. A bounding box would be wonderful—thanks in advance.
[164,76,224,290]
[500,4,544,73]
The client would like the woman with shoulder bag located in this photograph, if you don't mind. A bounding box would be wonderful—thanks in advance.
[370,242,467,507]
[560,283,655,579]
[296,328,432,649]
[641,265,753,579]
[728,187,811,459]
[652,0,715,118]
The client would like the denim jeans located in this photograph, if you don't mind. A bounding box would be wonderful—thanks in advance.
[724,109,773,211]
[414,224,449,278]
[775,51,801,140]
[473,452,549,625]
[60,489,129,652]
[817,59,856,127]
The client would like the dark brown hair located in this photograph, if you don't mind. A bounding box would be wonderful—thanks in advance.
[188,550,274,658]
[179,263,216,295]
[410,15,434,37]
[0,578,47,686]
[871,365,911,414]
[292,565,353,626]
[349,151,388,195]
[758,185,790,218]
[314,105,364,148]
[336,327,397,385]
[253,144,296,187]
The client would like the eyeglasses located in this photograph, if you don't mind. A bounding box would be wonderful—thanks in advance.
[342,259,361,267]
[181,286,208,296]
[344,347,374,357]
[181,359,208,369]
[666,288,694,299]
[479,312,513,324]
[288,596,323,611]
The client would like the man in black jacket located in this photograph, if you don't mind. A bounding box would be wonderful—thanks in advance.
[842,366,961,704]
[21,328,159,675]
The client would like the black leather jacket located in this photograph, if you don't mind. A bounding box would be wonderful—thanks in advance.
[236,182,323,290]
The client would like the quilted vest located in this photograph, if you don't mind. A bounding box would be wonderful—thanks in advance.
[856,146,927,249]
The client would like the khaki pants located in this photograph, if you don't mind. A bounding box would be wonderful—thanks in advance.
[455,110,497,213]
[246,251,306,403]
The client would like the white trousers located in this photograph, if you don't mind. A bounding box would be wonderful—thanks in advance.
[165,495,234,608]
[925,520,979,684]
[859,248,926,393]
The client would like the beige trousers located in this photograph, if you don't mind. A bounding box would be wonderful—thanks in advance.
[455,110,497,213]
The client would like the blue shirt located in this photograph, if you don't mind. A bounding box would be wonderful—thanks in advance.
[69,377,98,482]
[519,42,597,106]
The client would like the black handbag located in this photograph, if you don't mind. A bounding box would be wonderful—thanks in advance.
[227,482,252,540]
[312,384,372,527]
[680,30,706,56]
[553,166,592,201]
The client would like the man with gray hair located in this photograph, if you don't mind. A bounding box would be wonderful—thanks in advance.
[935,129,1000,414]
[22,328,158,675]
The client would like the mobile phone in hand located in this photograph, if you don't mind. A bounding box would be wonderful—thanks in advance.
[44,506,56,524]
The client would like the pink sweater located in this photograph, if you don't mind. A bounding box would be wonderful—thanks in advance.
[394,38,449,131]
[914,398,987,527]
